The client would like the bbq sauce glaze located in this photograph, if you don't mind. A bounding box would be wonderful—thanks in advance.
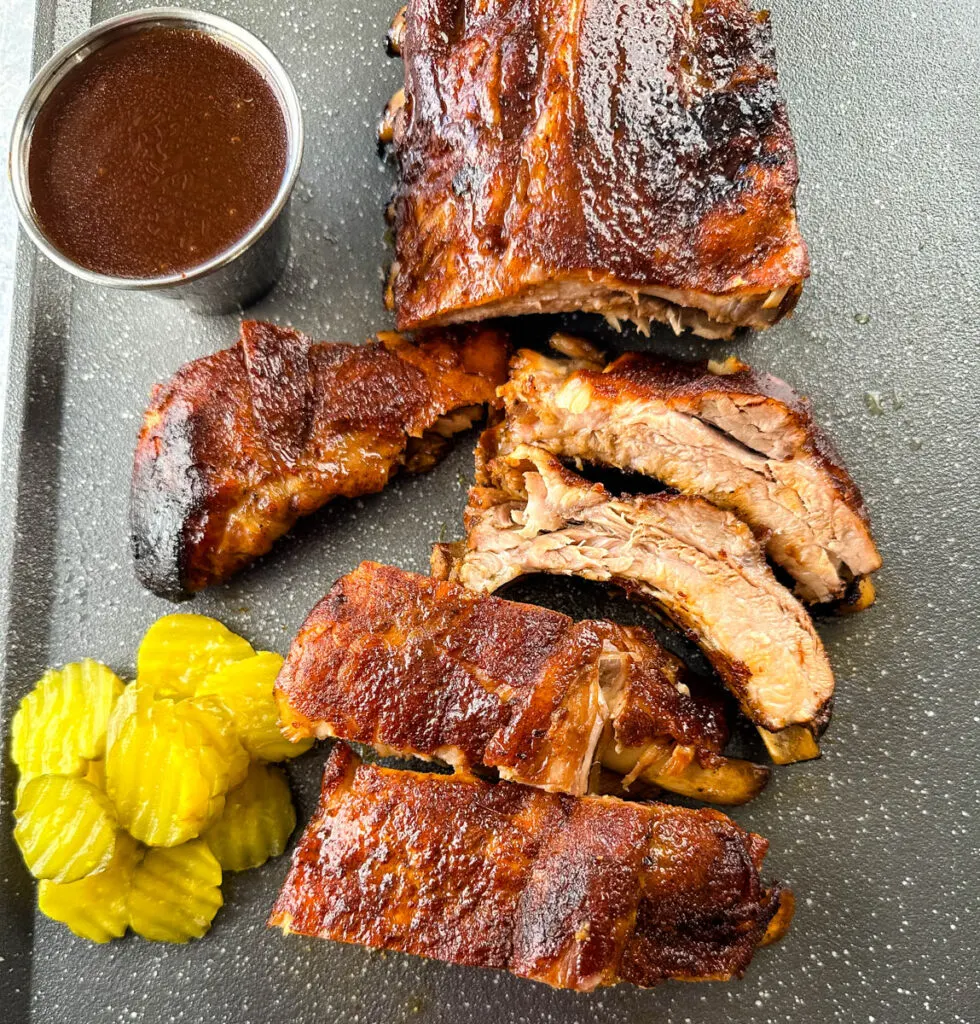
[28,27,288,279]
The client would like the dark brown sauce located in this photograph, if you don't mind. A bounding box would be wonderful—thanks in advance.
[28,26,288,279]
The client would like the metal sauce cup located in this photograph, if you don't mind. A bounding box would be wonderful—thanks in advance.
[8,8,304,315]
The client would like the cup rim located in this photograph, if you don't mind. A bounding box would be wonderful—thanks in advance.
[7,6,305,290]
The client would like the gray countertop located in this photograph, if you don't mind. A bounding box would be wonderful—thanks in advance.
[0,0,36,442]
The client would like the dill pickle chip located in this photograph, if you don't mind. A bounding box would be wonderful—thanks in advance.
[14,775,118,882]
[128,840,223,942]
[106,688,233,846]
[204,762,296,872]
[177,697,249,792]
[196,652,313,762]
[13,753,96,809]
[137,614,254,699]
[104,679,157,752]
[11,660,125,780]
[38,832,143,943]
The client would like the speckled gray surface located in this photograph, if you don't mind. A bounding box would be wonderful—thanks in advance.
[1,1,979,1022]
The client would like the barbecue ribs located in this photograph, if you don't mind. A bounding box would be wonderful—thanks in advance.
[382,0,808,337]
[435,443,835,762]
[131,320,509,598]
[270,744,792,990]
[495,346,881,604]
[275,562,769,804]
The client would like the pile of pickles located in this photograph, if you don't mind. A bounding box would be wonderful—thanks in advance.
[10,614,313,943]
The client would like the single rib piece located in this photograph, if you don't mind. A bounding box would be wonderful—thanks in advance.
[277,561,607,795]
[275,562,767,803]
[270,745,790,990]
[496,347,881,604]
[383,0,808,338]
[131,320,509,598]
[438,443,835,755]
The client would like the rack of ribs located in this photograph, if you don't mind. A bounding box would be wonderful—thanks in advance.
[494,344,881,606]
[130,320,509,598]
[270,744,793,991]
[274,562,769,804]
[434,443,835,764]
[381,0,808,338]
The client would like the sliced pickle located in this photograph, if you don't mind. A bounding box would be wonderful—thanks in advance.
[106,686,235,846]
[11,660,125,780]
[204,762,296,872]
[177,696,250,792]
[38,833,143,943]
[128,840,223,942]
[196,652,313,762]
[137,614,254,699]
[14,775,118,882]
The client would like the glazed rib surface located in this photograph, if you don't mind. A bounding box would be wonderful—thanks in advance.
[496,348,881,604]
[441,444,834,743]
[270,745,788,990]
[275,562,762,801]
[276,561,607,794]
[385,0,808,337]
[131,321,509,597]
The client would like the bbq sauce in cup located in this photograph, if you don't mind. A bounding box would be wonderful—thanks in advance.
[27,26,288,279]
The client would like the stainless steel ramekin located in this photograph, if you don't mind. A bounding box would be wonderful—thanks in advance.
[8,8,304,315]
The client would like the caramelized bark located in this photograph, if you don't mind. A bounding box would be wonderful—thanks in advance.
[385,0,808,337]
[275,562,766,802]
[270,745,789,990]
[131,321,508,598]
[276,562,605,794]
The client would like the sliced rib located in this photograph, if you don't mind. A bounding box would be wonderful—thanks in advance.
[437,443,835,758]
[275,562,768,804]
[496,347,881,604]
[383,0,808,338]
[269,744,791,991]
[131,321,508,598]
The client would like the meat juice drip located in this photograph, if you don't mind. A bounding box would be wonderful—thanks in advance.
[28,27,288,279]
